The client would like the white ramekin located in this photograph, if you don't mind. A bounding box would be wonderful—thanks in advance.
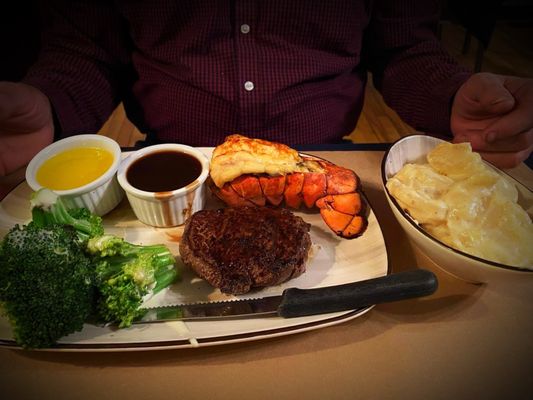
[25,134,124,216]
[117,144,210,227]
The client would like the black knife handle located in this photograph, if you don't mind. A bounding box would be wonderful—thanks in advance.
[277,269,438,318]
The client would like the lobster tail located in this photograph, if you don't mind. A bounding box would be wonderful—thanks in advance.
[209,135,368,239]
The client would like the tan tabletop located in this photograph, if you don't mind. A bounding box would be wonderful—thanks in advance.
[0,150,532,400]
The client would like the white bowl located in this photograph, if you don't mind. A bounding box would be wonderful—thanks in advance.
[25,134,124,216]
[381,134,533,286]
[117,144,209,227]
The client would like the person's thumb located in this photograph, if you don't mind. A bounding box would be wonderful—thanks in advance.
[0,81,30,120]
[0,82,54,176]
[453,73,515,119]
[0,81,52,132]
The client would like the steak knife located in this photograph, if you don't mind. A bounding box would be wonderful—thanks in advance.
[135,269,438,323]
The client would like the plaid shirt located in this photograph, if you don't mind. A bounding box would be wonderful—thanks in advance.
[25,0,471,146]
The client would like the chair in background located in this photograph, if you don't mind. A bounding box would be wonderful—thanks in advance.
[442,0,533,72]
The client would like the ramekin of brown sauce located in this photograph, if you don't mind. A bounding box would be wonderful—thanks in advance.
[117,144,210,227]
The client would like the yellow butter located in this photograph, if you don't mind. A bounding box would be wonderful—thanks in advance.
[36,147,114,190]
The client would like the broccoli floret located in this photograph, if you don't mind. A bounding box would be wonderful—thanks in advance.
[87,235,178,328]
[0,223,95,349]
[30,188,104,243]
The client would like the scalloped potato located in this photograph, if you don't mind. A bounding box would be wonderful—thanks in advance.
[387,142,533,268]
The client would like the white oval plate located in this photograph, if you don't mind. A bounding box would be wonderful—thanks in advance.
[0,149,388,352]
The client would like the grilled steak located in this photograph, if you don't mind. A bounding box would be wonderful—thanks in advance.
[179,206,312,294]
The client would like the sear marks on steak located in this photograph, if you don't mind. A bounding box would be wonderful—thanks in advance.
[179,206,312,295]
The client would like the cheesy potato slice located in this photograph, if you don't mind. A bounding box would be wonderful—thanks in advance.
[386,163,453,225]
[427,142,486,180]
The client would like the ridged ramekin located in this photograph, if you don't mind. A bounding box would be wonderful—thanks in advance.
[25,134,124,216]
[117,144,209,227]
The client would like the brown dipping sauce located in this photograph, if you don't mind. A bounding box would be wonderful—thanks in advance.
[127,150,202,192]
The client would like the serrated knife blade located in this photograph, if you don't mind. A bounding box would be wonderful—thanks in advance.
[135,269,438,323]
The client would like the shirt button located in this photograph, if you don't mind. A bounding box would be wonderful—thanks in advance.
[244,81,254,91]
[240,24,250,34]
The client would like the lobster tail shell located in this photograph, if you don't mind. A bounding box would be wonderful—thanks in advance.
[283,173,305,209]
[259,175,286,206]
[302,173,327,208]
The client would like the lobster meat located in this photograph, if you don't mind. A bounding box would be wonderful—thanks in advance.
[208,135,367,239]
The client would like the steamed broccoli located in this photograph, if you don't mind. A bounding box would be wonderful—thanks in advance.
[0,189,179,348]
[0,223,95,349]
[30,189,178,328]
[87,235,178,328]
[30,188,104,242]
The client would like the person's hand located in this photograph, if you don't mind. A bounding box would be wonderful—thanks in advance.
[450,72,533,169]
[0,82,54,177]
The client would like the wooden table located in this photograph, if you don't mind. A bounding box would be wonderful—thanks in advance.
[0,150,531,400]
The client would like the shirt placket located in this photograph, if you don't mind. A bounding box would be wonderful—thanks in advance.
[234,0,262,132]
